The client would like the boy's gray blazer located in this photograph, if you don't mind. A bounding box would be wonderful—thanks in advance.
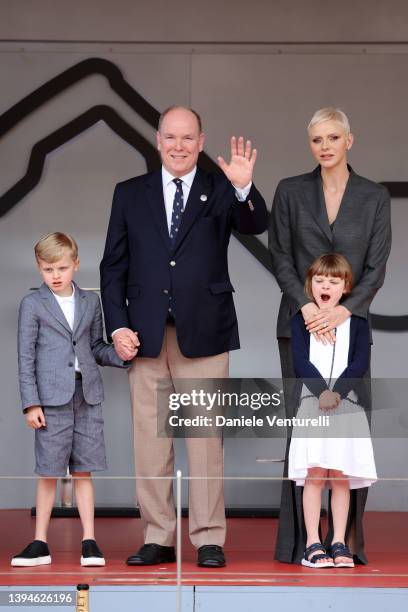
[18,282,127,411]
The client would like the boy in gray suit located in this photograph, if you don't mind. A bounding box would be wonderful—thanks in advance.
[11,232,135,567]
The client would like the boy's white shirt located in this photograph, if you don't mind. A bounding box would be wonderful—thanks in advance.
[51,283,81,372]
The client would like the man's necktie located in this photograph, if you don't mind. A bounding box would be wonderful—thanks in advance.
[170,178,184,245]
[167,178,185,320]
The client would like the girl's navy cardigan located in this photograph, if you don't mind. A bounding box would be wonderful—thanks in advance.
[290,312,370,403]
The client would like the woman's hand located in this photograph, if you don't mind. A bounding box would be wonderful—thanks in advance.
[301,302,320,323]
[301,302,336,345]
[306,305,351,338]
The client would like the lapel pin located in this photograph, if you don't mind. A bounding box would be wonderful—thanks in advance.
[248,199,255,212]
[200,194,208,202]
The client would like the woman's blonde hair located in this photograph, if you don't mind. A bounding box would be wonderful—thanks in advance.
[304,253,353,301]
[34,232,78,263]
[308,107,351,135]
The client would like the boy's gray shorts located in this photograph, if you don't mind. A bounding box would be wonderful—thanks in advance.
[35,378,107,477]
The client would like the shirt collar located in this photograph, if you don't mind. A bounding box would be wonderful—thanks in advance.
[162,166,197,189]
[51,282,75,301]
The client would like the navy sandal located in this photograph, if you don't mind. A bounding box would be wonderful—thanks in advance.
[330,542,355,568]
[301,543,334,568]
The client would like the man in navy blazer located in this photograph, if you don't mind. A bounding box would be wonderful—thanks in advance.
[100,106,267,567]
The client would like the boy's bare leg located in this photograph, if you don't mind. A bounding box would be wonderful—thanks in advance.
[34,478,57,542]
[72,472,95,541]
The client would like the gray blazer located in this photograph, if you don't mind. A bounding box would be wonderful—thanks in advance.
[268,166,392,338]
[18,282,126,411]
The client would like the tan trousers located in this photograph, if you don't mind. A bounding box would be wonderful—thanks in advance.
[128,325,228,548]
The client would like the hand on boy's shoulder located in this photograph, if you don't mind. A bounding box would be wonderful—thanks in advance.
[25,406,46,429]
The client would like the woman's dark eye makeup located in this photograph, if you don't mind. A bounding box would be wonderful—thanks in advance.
[312,134,340,143]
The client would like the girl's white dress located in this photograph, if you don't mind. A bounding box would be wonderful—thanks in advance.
[288,318,377,489]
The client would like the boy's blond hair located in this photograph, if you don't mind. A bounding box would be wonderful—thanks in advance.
[304,253,353,302]
[34,232,78,263]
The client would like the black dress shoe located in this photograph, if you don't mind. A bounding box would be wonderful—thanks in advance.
[197,545,226,568]
[126,544,176,566]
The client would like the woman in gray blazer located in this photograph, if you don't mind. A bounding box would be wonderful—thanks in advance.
[268,107,391,565]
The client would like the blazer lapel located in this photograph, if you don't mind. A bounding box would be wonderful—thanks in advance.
[173,169,211,251]
[302,167,332,243]
[145,170,171,251]
[73,283,88,334]
[38,283,71,334]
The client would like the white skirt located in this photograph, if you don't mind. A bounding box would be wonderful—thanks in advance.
[288,393,377,489]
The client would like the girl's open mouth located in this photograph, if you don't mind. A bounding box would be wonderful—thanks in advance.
[320,294,330,302]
